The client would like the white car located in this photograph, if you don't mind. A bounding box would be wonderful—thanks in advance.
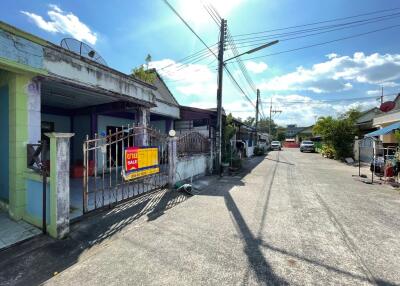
[300,140,315,152]
[270,141,282,151]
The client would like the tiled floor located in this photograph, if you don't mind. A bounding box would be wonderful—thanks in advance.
[0,211,41,250]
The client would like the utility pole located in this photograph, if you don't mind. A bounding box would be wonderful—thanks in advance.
[255,89,260,144]
[381,86,384,104]
[215,18,227,175]
[269,97,272,136]
[269,97,282,137]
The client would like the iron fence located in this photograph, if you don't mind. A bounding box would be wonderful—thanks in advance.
[177,131,211,157]
[82,125,169,213]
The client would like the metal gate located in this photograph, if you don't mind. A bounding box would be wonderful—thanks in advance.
[82,125,169,213]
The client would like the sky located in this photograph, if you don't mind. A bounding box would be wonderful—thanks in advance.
[2,0,400,126]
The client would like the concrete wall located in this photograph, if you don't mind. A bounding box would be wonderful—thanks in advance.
[176,154,211,182]
[97,115,135,135]
[72,115,90,163]
[0,85,9,202]
[0,28,44,70]
[43,47,154,105]
[151,100,179,119]
[150,120,166,134]
[42,113,71,133]
[0,23,155,106]
[25,176,50,226]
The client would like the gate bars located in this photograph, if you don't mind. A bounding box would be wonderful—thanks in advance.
[82,125,169,213]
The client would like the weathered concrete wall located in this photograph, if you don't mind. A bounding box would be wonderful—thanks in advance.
[27,81,41,144]
[46,133,74,239]
[0,28,44,70]
[0,23,156,107]
[151,100,180,119]
[43,47,155,105]
[176,154,211,183]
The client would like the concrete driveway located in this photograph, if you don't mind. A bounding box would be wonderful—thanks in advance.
[4,148,400,285]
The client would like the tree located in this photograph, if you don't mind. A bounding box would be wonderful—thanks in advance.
[313,108,360,159]
[132,54,156,84]
[276,131,286,141]
[222,113,237,163]
[243,116,255,127]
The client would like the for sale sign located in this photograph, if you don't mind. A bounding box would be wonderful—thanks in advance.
[125,147,139,171]
[123,147,159,181]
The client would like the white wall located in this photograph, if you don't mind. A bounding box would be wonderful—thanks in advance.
[176,154,211,182]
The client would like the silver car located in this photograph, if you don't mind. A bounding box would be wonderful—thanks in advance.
[300,140,315,152]
[270,141,282,151]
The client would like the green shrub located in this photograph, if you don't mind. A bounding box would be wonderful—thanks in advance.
[321,144,335,159]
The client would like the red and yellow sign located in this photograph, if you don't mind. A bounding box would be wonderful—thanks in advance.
[123,147,159,181]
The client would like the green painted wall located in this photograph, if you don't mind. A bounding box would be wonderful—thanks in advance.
[0,70,32,219]
[0,85,9,202]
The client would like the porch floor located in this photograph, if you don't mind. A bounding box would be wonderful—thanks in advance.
[0,210,41,250]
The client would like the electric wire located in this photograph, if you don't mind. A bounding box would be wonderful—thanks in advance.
[226,24,400,63]
[231,7,400,38]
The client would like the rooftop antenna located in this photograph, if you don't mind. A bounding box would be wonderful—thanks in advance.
[60,38,107,66]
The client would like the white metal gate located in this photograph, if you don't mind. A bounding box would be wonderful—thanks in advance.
[82,125,168,213]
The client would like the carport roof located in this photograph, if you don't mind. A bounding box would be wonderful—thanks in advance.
[365,121,400,137]
[39,75,156,110]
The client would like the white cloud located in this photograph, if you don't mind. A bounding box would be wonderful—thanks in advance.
[367,90,380,95]
[21,4,97,45]
[261,94,378,126]
[326,53,339,59]
[245,61,268,74]
[149,59,217,98]
[259,52,400,94]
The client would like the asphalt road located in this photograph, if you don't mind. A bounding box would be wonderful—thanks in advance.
[45,148,400,286]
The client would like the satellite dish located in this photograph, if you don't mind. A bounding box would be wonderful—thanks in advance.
[379,101,396,112]
[60,38,107,66]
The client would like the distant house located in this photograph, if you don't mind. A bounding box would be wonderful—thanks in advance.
[357,94,400,145]
[231,119,256,157]
[355,107,380,137]
[149,72,180,133]
[175,106,222,139]
[285,124,309,142]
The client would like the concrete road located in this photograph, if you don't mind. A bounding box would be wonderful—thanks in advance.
[45,149,400,285]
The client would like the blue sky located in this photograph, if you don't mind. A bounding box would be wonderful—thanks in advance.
[2,0,400,126]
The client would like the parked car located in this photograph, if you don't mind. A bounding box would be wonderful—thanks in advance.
[270,141,282,151]
[300,140,315,152]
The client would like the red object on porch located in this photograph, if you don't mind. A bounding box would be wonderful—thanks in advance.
[283,142,300,148]
[71,160,95,178]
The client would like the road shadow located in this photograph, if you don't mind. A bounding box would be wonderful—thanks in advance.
[0,187,189,286]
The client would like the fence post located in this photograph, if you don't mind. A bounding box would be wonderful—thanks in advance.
[45,132,74,239]
[168,136,177,188]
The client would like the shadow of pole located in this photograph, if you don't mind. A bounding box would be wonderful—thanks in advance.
[224,191,288,285]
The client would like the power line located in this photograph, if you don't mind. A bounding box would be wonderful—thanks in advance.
[229,13,400,49]
[261,93,398,105]
[228,24,400,62]
[162,0,217,59]
[231,7,400,38]
[157,43,218,72]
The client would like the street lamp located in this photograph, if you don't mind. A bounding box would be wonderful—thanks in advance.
[223,40,279,63]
